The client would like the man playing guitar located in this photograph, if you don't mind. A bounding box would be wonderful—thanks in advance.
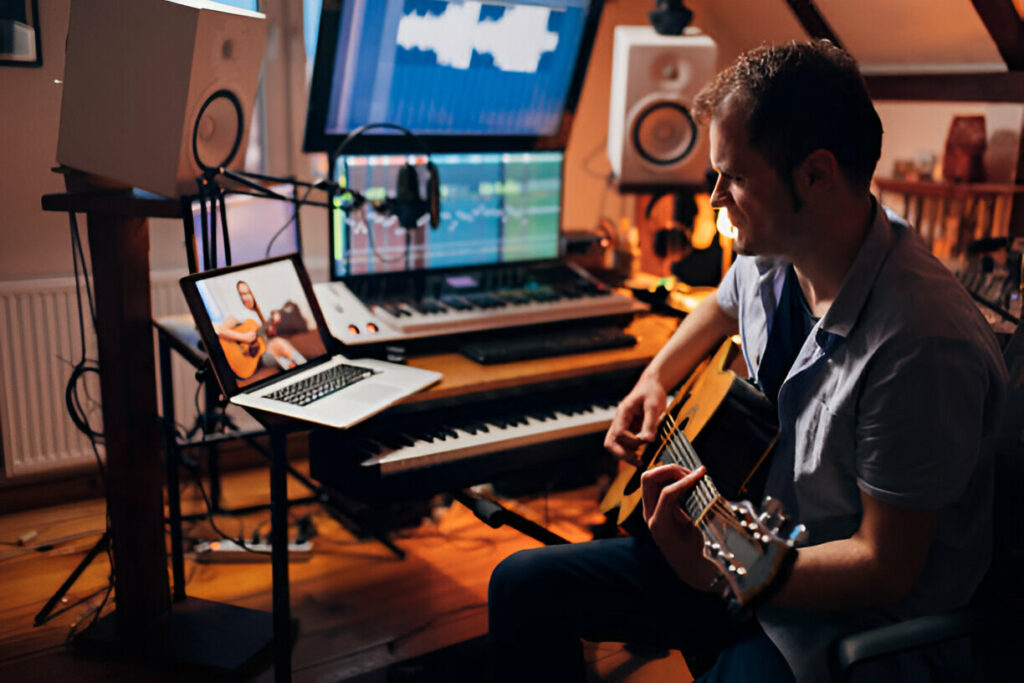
[488,40,1007,682]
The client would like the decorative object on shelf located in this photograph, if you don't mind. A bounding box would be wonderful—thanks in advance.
[0,0,41,67]
[943,115,987,183]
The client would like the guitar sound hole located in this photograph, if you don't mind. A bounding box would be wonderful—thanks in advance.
[622,415,690,496]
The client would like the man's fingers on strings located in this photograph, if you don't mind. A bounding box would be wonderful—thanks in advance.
[659,465,707,522]
[641,464,686,522]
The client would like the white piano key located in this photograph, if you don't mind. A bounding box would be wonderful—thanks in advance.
[359,403,616,474]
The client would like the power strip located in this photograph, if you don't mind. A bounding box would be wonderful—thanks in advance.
[192,539,313,563]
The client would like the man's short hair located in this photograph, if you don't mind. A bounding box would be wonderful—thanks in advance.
[693,40,882,193]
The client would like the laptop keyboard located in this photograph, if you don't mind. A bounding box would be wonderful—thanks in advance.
[266,363,375,406]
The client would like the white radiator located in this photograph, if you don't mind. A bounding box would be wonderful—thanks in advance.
[0,271,220,477]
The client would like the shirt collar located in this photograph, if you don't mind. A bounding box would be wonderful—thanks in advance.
[818,197,896,338]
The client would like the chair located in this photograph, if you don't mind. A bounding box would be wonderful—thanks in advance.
[829,322,1024,681]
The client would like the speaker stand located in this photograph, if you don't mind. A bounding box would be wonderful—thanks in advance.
[70,597,287,678]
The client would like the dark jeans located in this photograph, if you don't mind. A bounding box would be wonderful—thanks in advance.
[487,535,794,683]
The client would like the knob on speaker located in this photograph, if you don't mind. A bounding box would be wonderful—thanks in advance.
[607,26,717,191]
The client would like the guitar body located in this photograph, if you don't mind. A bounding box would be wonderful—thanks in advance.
[220,320,266,379]
[600,339,779,528]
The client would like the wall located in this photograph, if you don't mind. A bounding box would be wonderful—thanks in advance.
[0,0,76,281]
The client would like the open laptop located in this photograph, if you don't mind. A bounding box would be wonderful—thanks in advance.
[180,254,442,429]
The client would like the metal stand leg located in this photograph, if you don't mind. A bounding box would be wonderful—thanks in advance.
[159,335,188,602]
[269,425,292,683]
[452,489,569,546]
[34,530,111,626]
[203,379,224,511]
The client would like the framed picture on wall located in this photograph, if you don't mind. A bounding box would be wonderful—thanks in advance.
[0,0,41,67]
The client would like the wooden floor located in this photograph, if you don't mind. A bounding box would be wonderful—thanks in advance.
[0,459,692,682]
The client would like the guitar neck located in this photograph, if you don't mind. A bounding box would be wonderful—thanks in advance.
[657,415,723,527]
[684,475,722,530]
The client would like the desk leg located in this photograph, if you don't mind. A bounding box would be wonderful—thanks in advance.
[269,426,292,682]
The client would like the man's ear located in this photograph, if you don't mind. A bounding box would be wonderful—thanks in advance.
[795,149,839,197]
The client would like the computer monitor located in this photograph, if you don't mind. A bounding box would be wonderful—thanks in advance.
[186,184,302,273]
[331,150,562,278]
[303,0,603,155]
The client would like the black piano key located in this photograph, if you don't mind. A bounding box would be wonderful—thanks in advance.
[374,433,406,450]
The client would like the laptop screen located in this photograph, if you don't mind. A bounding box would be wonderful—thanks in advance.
[191,258,328,390]
[331,150,563,278]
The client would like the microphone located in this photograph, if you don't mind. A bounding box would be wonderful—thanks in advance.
[374,161,441,230]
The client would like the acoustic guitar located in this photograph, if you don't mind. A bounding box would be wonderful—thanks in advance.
[219,319,266,379]
[600,338,807,607]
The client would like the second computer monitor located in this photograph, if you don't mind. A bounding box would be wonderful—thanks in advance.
[331,150,562,278]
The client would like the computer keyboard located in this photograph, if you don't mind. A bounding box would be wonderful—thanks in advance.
[266,363,374,406]
[458,324,637,364]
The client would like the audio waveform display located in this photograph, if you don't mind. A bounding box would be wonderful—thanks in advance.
[332,151,563,277]
[325,0,591,137]
[395,3,558,73]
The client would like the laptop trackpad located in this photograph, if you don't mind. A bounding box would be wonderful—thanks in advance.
[347,381,407,404]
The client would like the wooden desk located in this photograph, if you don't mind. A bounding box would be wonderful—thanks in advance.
[405,313,678,402]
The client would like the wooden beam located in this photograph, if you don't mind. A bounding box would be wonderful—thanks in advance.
[784,0,843,47]
[865,71,1024,102]
[971,0,1024,70]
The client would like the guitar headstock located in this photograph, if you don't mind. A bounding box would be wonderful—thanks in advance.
[701,496,807,607]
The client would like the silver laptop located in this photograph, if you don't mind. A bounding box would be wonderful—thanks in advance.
[180,254,441,429]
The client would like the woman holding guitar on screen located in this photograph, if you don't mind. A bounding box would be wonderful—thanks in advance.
[215,280,305,380]
[488,41,1008,682]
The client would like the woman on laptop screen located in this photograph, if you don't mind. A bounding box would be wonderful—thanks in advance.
[216,280,308,380]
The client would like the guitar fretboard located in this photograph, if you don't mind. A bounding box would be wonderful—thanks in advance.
[658,411,722,528]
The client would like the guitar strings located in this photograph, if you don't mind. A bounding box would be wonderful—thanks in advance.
[660,413,748,538]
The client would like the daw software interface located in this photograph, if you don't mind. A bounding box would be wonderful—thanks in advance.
[332,150,563,278]
[323,0,592,138]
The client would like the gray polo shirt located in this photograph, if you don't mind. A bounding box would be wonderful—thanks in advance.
[716,203,1008,680]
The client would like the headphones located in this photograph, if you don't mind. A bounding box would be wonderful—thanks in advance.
[332,122,441,230]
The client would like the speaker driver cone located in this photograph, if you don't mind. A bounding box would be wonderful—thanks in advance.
[192,89,244,172]
[631,101,697,166]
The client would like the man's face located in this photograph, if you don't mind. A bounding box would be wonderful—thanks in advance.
[708,101,800,257]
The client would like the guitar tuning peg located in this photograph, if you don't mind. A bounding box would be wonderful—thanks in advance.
[786,523,808,546]
[760,496,784,517]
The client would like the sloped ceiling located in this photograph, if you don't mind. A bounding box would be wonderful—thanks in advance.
[682,0,1024,101]
[816,0,1007,73]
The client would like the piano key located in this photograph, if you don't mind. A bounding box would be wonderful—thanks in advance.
[354,401,618,475]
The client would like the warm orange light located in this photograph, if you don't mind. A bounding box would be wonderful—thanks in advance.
[692,194,717,250]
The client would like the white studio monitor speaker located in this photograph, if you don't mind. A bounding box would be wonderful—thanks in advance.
[607,26,717,191]
[57,0,266,199]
